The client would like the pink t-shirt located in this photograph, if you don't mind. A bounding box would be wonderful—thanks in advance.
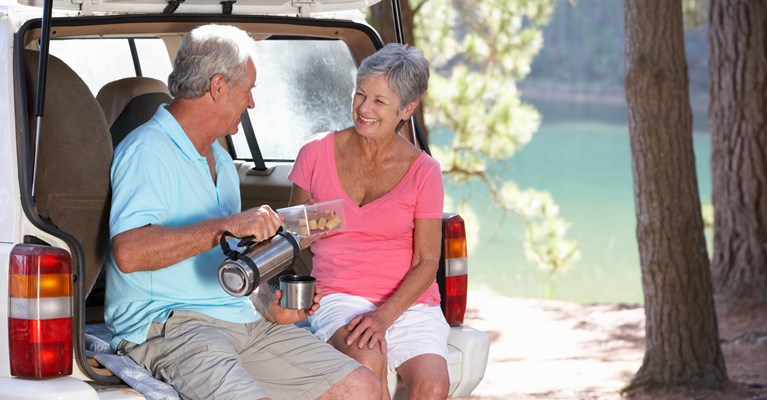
[288,131,444,306]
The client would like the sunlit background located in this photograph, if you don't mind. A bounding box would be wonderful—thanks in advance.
[438,1,711,305]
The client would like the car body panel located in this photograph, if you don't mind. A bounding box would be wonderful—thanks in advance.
[0,377,101,400]
[0,244,12,377]
[0,9,19,244]
[16,0,381,17]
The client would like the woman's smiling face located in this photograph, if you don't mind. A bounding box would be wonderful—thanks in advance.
[352,74,411,139]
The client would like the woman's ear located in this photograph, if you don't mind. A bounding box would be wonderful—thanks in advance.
[400,99,420,120]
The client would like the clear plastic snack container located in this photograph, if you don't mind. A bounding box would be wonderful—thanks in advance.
[277,199,346,236]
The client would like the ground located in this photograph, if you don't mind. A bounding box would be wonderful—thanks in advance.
[463,289,767,400]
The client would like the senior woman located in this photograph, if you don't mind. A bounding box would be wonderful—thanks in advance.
[287,43,449,400]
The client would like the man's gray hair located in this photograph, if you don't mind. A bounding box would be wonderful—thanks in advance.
[168,24,257,99]
[356,43,429,110]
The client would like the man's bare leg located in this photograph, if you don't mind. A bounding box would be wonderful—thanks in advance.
[317,366,381,400]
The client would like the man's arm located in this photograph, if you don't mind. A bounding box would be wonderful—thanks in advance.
[112,205,283,273]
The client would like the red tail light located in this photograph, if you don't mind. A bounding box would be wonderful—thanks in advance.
[8,244,73,378]
[442,215,468,326]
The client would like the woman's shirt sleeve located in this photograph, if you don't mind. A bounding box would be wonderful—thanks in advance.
[288,132,326,192]
[415,155,444,219]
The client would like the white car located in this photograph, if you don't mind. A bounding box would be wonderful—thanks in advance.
[0,0,489,399]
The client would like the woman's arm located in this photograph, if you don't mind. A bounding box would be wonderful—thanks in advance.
[289,183,313,206]
[345,217,442,351]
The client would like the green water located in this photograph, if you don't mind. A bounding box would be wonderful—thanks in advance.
[442,98,712,305]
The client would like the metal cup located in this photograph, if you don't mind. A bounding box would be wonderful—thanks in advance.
[279,275,316,310]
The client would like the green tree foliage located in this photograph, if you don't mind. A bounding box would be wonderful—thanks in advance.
[408,0,580,278]
[683,0,709,27]
[524,0,708,102]
[527,1,625,92]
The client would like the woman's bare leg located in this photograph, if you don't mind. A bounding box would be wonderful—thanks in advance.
[395,354,449,400]
[327,327,392,400]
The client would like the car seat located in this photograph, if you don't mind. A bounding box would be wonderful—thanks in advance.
[23,50,113,299]
[96,76,172,148]
[85,77,173,310]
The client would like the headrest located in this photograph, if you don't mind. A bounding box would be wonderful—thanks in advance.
[97,77,171,127]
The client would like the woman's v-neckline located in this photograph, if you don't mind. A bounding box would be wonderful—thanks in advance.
[329,131,423,212]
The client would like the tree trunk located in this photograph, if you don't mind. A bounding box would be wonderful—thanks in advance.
[708,0,767,305]
[624,0,727,390]
[369,0,416,45]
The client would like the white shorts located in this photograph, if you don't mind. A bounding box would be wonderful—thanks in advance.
[308,293,450,370]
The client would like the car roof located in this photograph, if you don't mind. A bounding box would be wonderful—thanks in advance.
[14,0,381,17]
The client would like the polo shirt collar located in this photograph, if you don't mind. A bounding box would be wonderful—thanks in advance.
[154,105,207,162]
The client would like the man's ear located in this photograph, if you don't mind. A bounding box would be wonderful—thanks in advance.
[209,73,226,101]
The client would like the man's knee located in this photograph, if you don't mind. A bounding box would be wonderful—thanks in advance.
[353,366,381,388]
[344,367,381,395]
[319,366,381,400]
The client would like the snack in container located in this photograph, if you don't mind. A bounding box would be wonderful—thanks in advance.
[277,199,346,236]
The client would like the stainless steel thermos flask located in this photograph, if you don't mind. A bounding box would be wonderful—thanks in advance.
[217,229,302,297]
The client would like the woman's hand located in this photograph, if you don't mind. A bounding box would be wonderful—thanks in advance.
[299,230,328,249]
[267,285,323,325]
[345,310,391,354]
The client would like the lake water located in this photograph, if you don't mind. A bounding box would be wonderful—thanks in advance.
[442,97,712,305]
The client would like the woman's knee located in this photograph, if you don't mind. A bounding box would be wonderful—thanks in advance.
[409,376,449,399]
[328,328,388,375]
[396,354,449,399]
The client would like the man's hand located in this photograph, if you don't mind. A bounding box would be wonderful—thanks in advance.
[228,205,284,242]
[267,284,323,325]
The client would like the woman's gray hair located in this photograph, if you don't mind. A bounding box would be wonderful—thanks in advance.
[356,43,429,110]
[168,24,257,99]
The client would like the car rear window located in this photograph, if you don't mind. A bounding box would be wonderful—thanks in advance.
[49,37,355,161]
[49,38,172,96]
[235,39,356,161]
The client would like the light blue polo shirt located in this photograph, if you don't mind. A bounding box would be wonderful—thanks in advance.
[104,105,258,350]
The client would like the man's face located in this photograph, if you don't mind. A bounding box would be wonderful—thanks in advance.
[219,58,257,136]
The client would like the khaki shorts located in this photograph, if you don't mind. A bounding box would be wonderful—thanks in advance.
[308,293,450,370]
[120,310,360,400]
